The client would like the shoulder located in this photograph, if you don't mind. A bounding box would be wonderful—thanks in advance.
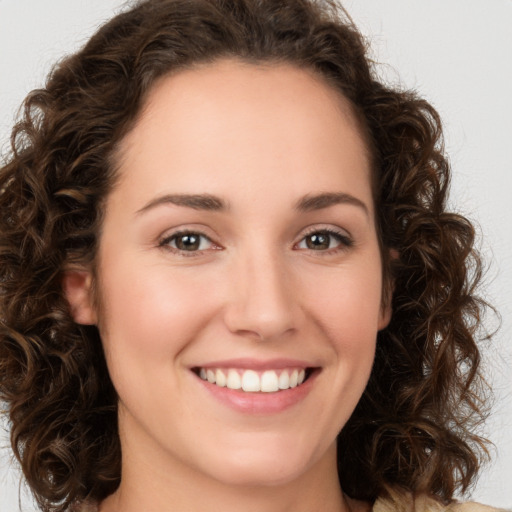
[451,503,507,512]
[373,493,506,512]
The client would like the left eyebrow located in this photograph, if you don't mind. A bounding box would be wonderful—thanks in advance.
[135,193,229,215]
[295,192,369,216]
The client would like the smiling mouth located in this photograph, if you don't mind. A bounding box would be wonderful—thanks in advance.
[192,367,315,393]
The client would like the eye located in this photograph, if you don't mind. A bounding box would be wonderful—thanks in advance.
[296,229,352,252]
[160,231,215,253]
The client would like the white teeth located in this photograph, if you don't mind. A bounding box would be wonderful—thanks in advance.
[226,369,241,390]
[261,370,279,392]
[242,370,260,392]
[215,369,226,387]
[206,369,216,383]
[197,367,309,393]
[289,369,298,388]
[278,370,290,390]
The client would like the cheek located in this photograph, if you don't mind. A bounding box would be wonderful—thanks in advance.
[96,256,220,368]
[304,257,382,390]
[306,261,384,342]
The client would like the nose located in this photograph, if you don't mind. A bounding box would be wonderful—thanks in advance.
[223,248,299,341]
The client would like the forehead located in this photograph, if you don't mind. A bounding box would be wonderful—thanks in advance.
[113,59,373,213]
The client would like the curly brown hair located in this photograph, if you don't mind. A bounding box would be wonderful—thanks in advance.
[0,0,491,510]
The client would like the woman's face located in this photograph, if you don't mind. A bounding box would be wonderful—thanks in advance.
[70,59,390,487]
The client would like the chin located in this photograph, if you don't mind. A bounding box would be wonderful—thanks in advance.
[192,437,328,488]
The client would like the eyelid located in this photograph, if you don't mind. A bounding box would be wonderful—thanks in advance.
[300,224,352,239]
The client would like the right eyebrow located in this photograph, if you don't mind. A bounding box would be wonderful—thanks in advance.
[135,193,228,215]
[295,192,369,217]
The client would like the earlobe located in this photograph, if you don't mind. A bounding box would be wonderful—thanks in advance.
[378,274,394,330]
[62,270,97,325]
[378,248,399,330]
[378,300,393,331]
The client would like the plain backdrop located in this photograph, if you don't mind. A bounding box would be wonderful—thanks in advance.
[0,0,511,510]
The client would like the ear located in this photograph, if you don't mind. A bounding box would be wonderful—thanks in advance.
[62,270,97,325]
[378,298,393,331]
[378,248,399,330]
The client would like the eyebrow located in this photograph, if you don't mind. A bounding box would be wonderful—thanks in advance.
[135,193,228,215]
[295,192,369,216]
[135,191,368,216]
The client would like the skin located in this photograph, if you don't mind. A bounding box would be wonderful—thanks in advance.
[65,59,390,512]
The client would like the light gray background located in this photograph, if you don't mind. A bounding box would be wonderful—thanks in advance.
[1,0,511,510]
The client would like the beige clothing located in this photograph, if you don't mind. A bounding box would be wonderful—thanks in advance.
[373,493,506,512]
[74,496,506,512]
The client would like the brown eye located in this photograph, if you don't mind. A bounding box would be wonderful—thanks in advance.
[297,230,352,252]
[305,233,331,250]
[162,232,213,252]
[175,234,201,251]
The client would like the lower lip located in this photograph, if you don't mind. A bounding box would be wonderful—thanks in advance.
[194,370,318,414]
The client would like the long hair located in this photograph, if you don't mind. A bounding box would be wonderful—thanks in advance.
[0,0,490,510]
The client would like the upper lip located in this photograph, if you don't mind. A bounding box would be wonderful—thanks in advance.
[190,358,318,371]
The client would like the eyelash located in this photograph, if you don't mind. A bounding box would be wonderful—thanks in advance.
[158,227,353,257]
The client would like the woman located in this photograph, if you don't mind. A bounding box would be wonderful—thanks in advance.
[0,0,501,511]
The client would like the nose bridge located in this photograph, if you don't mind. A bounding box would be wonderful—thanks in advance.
[224,240,297,340]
